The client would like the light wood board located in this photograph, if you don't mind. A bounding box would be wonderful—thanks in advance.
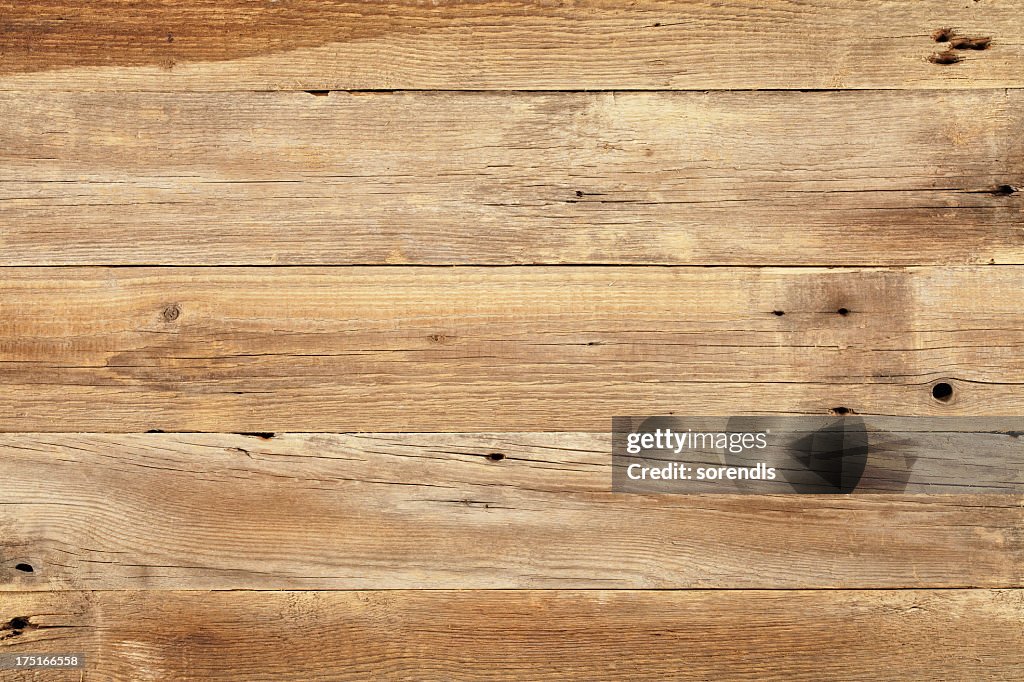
[1,266,1021,431]
[1,433,1021,590]
[2,90,1021,265]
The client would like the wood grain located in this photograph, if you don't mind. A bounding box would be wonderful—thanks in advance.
[1,590,1022,680]
[4,2,1020,679]
[2,90,1022,266]
[1,2,1022,91]
[1,433,1021,590]
[1,266,1022,432]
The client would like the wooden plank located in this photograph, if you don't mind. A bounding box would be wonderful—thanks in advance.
[1,433,1021,589]
[1,266,1022,432]
[2,90,1022,266]
[1,2,1023,91]
[1,590,1021,680]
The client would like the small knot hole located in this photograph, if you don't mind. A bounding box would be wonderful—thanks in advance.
[932,382,954,402]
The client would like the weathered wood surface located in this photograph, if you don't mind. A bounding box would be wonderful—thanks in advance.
[2,90,1022,266]
[1,590,1021,680]
[1,267,1021,432]
[1,2,1022,91]
[1,433,1020,589]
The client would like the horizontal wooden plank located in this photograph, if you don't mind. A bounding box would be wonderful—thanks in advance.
[1,433,1021,589]
[1,590,1021,680]
[1,2,1022,91]
[2,90,1022,265]
[1,267,1022,432]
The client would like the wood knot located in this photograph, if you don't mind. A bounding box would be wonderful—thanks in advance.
[161,303,181,322]
[1,616,35,640]
[5,617,29,630]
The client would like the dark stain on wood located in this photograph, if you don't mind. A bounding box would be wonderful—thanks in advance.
[0,1,428,74]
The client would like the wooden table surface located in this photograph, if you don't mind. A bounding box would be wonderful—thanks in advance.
[1,2,1022,680]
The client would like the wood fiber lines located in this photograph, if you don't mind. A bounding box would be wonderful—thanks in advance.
[1,1,1022,680]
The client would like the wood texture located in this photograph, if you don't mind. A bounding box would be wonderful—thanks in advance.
[1,433,1021,590]
[2,90,1022,266]
[3,3,1022,679]
[1,2,1023,91]
[1,266,1022,432]
[1,590,1022,680]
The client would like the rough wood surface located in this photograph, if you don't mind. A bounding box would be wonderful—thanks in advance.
[1,266,1021,432]
[1,2,1022,91]
[1,433,1020,590]
[1,590,1022,680]
[2,90,1022,266]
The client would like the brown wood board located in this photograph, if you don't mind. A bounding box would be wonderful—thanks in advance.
[0,267,1021,432]
[1,590,1022,680]
[0,433,1021,590]
[1,2,1022,91]
[1,90,1021,266]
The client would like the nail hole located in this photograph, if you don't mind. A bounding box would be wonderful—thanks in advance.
[932,382,954,402]
[772,310,785,316]
[929,50,962,65]
[950,36,991,50]
[305,90,330,97]
[486,453,505,462]
[992,184,1018,196]
[14,563,33,573]
[837,307,850,316]
[931,27,954,43]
